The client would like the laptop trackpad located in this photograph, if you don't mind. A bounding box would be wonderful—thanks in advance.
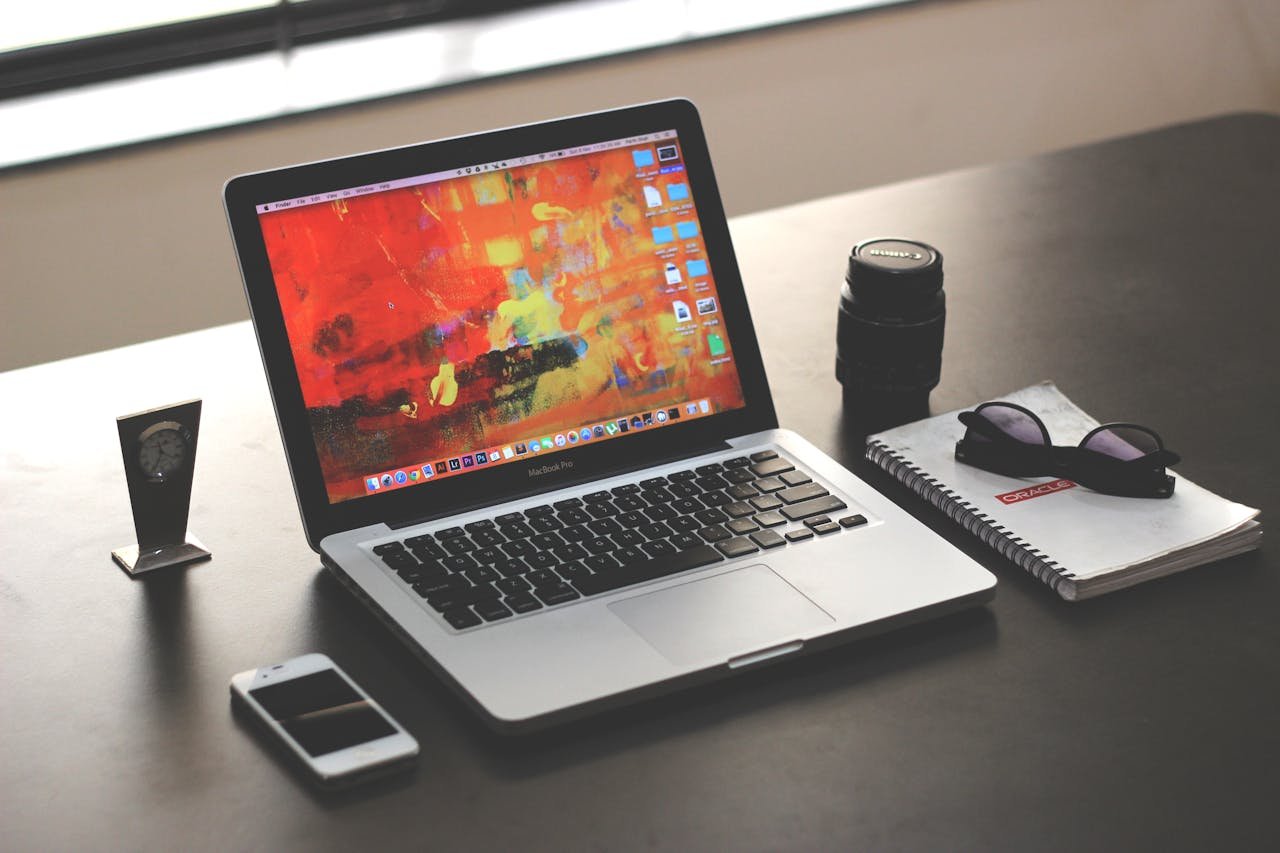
[608,564,834,667]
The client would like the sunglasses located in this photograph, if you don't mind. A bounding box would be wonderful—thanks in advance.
[954,401,1180,498]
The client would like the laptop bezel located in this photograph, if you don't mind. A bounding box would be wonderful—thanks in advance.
[224,99,778,550]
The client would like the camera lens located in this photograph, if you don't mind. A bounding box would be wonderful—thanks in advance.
[836,238,945,399]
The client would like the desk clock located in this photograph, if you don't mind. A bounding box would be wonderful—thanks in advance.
[111,399,212,576]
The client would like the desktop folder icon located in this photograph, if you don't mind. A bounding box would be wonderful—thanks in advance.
[686,259,709,278]
[652,226,675,245]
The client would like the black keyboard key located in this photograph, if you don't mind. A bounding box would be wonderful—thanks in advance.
[408,539,447,560]
[639,521,673,541]
[559,524,593,542]
[464,519,495,532]
[803,516,832,529]
[612,529,645,548]
[753,477,786,494]
[785,528,814,543]
[464,565,499,585]
[589,517,623,536]
[667,482,701,499]
[531,531,565,549]
[750,529,786,549]
[715,537,760,558]
[373,541,405,555]
[403,534,435,547]
[557,561,591,582]
[435,526,466,539]
[671,497,703,515]
[667,469,697,481]
[641,539,678,558]
[473,547,504,565]
[644,504,677,522]
[583,490,613,502]
[426,582,501,612]
[499,521,535,540]
[471,529,506,548]
[442,607,482,630]
[616,511,647,529]
[724,468,757,484]
[750,457,794,477]
[529,515,563,533]
[728,483,760,501]
[670,533,703,551]
[558,507,592,526]
[573,544,725,596]
[525,551,558,570]
[610,483,641,496]
[584,553,620,572]
[695,463,725,476]
[474,599,513,622]
[695,473,728,491]
[699,524,732,543]
[839,514,869,529]
[614,545,647,565]
[668,515,700,533]
[777,482,830,504]
[524,504,555,516]
[553,543,588,562]
[724,501,756,519]
[584,536,615,555]
[553,498,583,510]
[502,539,536,558]
[695,507,729,525]
[526,568,560,587]
[414,574,464,597]
[505,593,542,614]
[496,576,530,595]
[724,456,751,468]
[534,583,580,606]
[812,521,841,535]
[494,558,530,578]
[749,450,778,462]
[780,470,812,486]
[754,511,787,528]
[642,486,674,504]
[700,490,732,507]
[586,501,618,519]
[727,518,758,535]
[443,536,478,555]
[380,551,418,571]
[613,495,648,512]
[639,477,668,490]
[782,495,848,522]
[495,512,525,525]
[443,554,480,573]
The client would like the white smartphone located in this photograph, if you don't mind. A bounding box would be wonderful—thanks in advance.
[229,652,419,788]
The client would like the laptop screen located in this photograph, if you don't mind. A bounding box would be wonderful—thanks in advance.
[254,129,749,505]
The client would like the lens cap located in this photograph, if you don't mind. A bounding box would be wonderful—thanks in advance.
[846,239,942,303]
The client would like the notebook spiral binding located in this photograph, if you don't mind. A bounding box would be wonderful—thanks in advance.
[866,440,1074,595]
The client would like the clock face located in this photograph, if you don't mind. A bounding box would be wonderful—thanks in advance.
[137,424,189,481]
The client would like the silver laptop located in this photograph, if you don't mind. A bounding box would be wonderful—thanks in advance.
[224,99,995,732]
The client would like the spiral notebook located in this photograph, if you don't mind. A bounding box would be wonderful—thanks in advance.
[865,382,1262,600]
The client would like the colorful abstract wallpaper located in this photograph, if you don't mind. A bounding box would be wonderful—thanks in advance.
[259,142,746,502]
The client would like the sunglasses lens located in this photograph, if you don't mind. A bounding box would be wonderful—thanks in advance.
[1081,426,1161,461]
[975,404,1048,445]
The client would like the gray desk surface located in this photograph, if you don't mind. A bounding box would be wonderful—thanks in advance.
[3,113,1276,851]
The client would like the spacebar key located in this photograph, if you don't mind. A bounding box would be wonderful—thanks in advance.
[573,544,724,596]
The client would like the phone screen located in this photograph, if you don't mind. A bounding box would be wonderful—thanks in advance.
[249,669,396,757]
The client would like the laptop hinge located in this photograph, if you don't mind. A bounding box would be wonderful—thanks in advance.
[387,440,733,530]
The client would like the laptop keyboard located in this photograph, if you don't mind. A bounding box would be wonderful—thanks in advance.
[370,450,869,631]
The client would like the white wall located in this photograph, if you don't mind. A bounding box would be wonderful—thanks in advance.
[2,0,1277,371]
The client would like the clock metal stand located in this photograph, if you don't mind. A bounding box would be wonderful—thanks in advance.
[112,399,213,577]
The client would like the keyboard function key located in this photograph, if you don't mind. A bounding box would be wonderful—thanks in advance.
[442,607,483,630]
[749,450,778,462]
[839,514,869,529]
[435,526,466,539]
[750,457,796,478]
